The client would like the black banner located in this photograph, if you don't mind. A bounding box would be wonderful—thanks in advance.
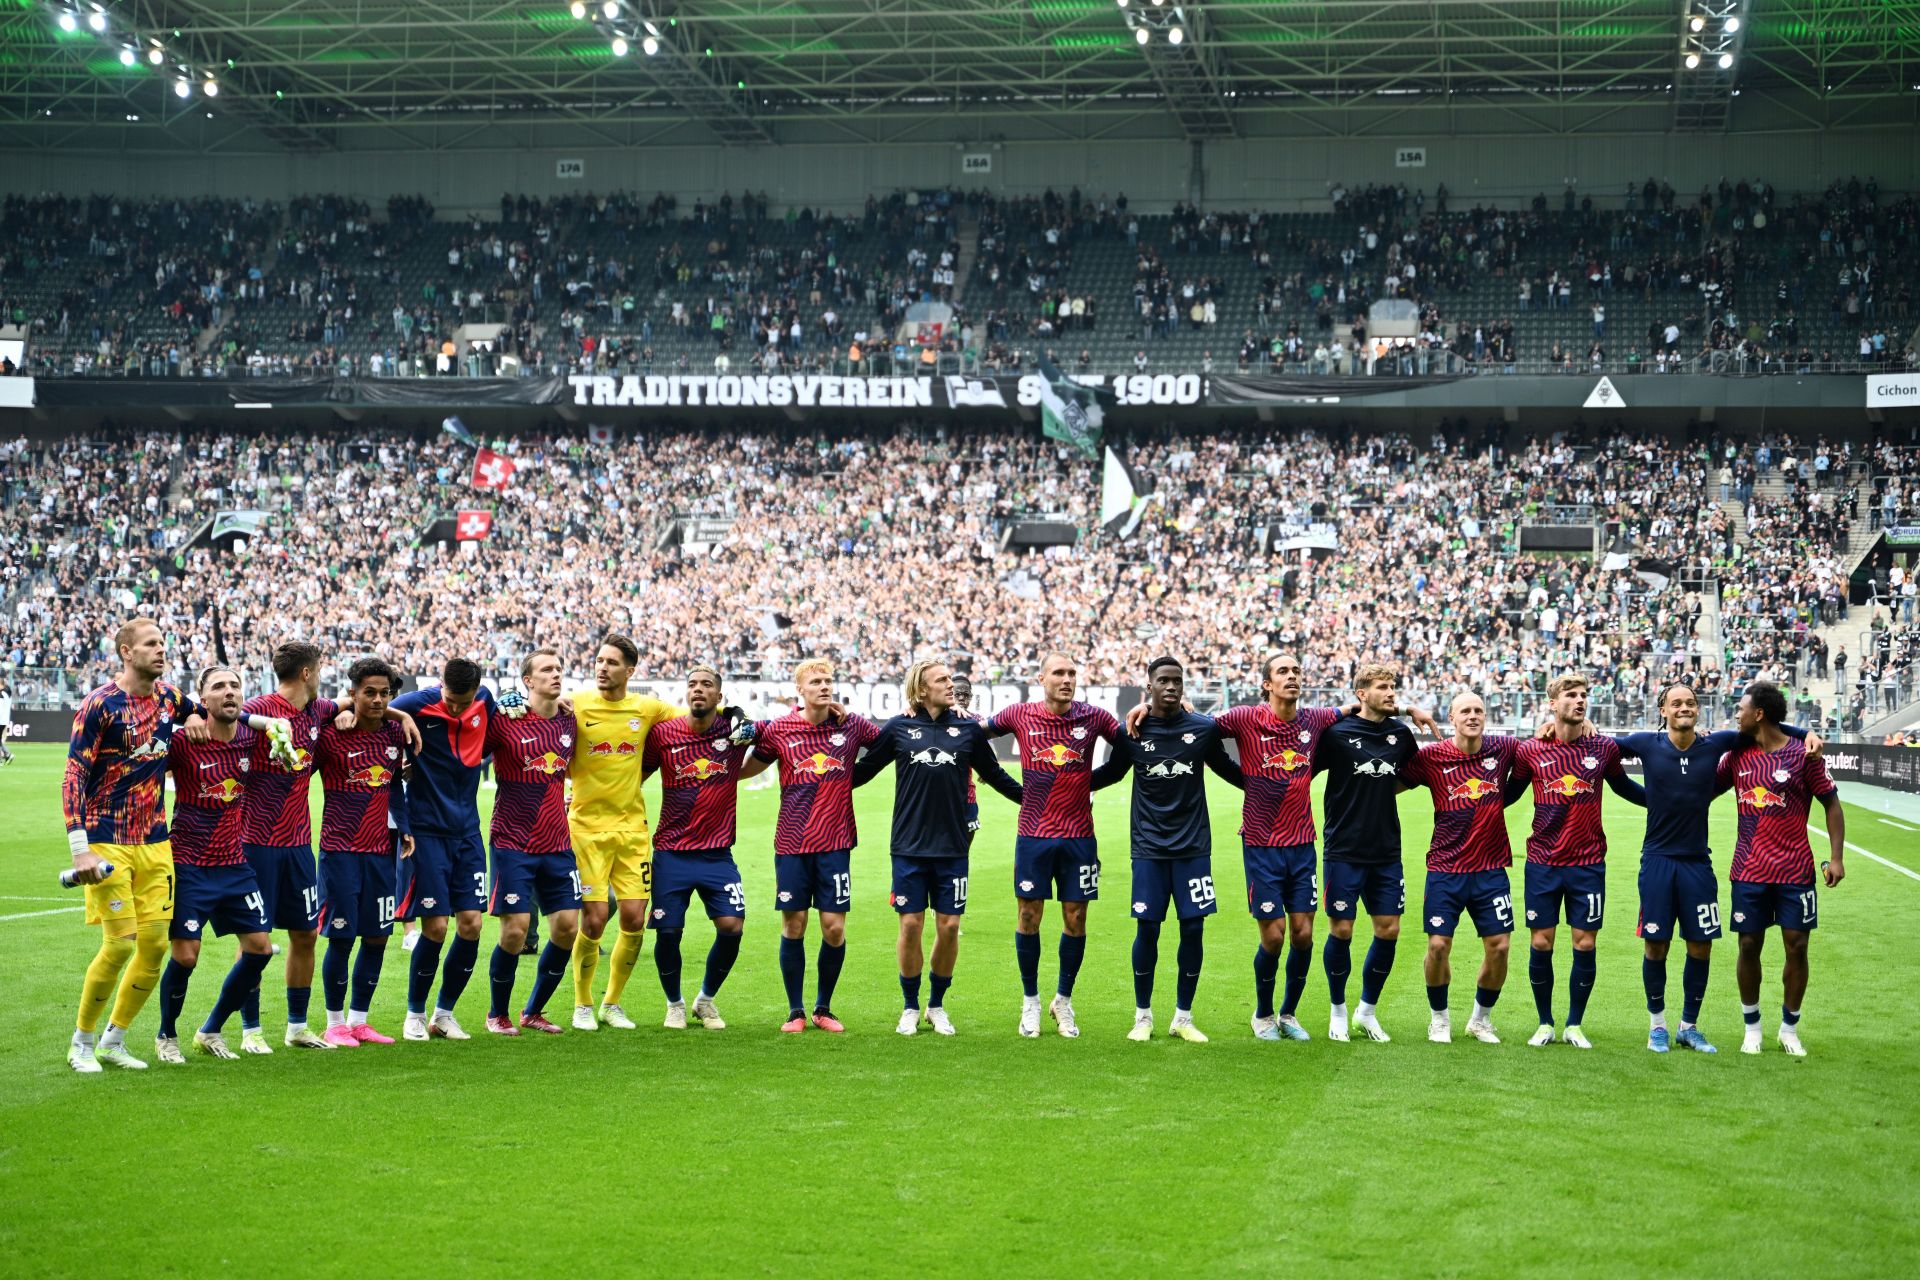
[355,376,569,407]
[1208,372,1470,404]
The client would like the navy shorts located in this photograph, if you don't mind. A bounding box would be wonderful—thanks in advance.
[1014,836,1100,901]
[1131,855,1218,922]
[1731,880,1819,933]
[490,845,582,916]
[1524,862,1607,931]
[1638,856,1722,942]
[170,862,272,940]
[1323,860,1404,920]
[318,849,398,939]
[649,847,746,931]
[398,829,488,919]
[1423,868,1515,937]
[775,849,853,913]
[1244,842,1319,918]
[243,842,321,931]
[892,855,970,916]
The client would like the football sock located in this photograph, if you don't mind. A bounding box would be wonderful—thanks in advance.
[1567,948,1597,1026]
[701,929,742,998]
[779,935,806,1016]
[1131,919,1161,1009]
[157,958,195,1039]
[109,920,169,1030]
[571,930,602,1007]
[350,942,386,1014]
[1473,986,1501,1018]
[815,940,846,1014]
[1281,942,1312,1017]
[1781,1004,1801,1027]
[322,937,353,1013]
[1174,917,1203,1012]
[525,942,571,1019]
[406,934,445,1015]
[241,982,260,1031]
[203,951,271,1035]
[436,934,479,1013]
[1741,1001,1762,1026]
[603,928,644,1006]
[654,929,684,1003]
[1427,983,1448,1014]
[1681,954,1710,1025]
[488,944,518,1019]
[1014,931,1041,998]
[287,985,312,1025]
[1529,947,1555,1025]
[1359,936,1396,1005]
[1322,934,1352,1006]
[1643,954,1667,1014]
[1057,932,1087,998]
[901,972,923,1010]
[929,971,952,1008]
[1252,944,1280,1019]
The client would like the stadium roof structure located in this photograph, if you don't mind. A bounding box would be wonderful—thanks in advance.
[2,0,1918,152]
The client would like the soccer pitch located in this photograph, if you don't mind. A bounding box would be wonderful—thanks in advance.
[2,743,1915,1276]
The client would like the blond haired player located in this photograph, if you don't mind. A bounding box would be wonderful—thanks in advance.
[566,632,684,1031]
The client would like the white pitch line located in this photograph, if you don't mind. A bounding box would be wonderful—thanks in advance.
[1877,817,1919,832]
[1808,825,1920,884]
[0,906,83,923]
[0,895,75,902]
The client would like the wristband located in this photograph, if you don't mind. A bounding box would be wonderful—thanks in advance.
[68,829,90,861]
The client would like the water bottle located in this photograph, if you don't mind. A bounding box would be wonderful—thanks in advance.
[59,863,113,889]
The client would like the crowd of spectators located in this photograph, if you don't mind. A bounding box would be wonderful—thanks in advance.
[0,420,1888,734]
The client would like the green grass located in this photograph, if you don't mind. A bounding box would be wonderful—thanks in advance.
[1,742,1915,1276]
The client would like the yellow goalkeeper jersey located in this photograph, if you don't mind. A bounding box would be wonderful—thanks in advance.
[567,689,683,834]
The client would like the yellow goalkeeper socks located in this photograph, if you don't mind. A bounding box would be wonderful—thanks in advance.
[602,928,645,1006]
[572,930,601,1008]
[108,920,170,1030]
[77,929,137,1033]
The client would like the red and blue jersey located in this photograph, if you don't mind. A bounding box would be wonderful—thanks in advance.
[1510,736,1625,867]
[1403,736,1519,873]
[63,680,205,845]
[167,727,258,867]
[986,700,1120,839]
[391,685,496,838]
[1215,703,1339,847]
[484,708,575,854]
[315,718,411,853]
[240,691,337,847]
[1717,740,1837,885]
[643,715,752,852]
[754,710,880,856]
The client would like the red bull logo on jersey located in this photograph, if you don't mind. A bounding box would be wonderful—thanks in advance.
[197,776,244,803]
[524,750,567,776]
[1446,776,1497,802]
[1261,748,1311,772]
[589,741,615,756]
[1544,774,1594,798]
[1737,785,1786,810]
[1037,742,1083,768]
[796,752,846,778]
[347,763,394,788]
[284,747,314,772]
[676,756,727,782]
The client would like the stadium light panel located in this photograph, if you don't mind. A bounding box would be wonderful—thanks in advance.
[1684,52,1700,68]
[1717,52,1733,69]
[611,35,628,55]
[57,10,76,32]
[147,46,163,64]
[570,0,586,16]
[173,76,189,96]
[1724,17,1739,33]
[1167,24,1183,44]
[641,35,658,55]
[1689,15,1705,32]
[602,0,618,17]
[118,46,134,66]
[87,8,105,31]
[1135,26,1149,43]
[203,77,218,95]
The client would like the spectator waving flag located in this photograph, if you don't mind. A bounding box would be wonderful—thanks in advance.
[1035,351,1103,460]
[454,509,494,541]
[470,447,515,490]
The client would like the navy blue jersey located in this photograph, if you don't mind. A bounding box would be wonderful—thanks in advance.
[391,685,498,838]
[1090,710,1243,860]
[1315,714,1419,865]
[1614,725,1806,860]
[851,709,1022,860]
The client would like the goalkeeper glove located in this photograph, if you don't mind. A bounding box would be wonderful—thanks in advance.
[722,707,758,747]
[500,689,528,720]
